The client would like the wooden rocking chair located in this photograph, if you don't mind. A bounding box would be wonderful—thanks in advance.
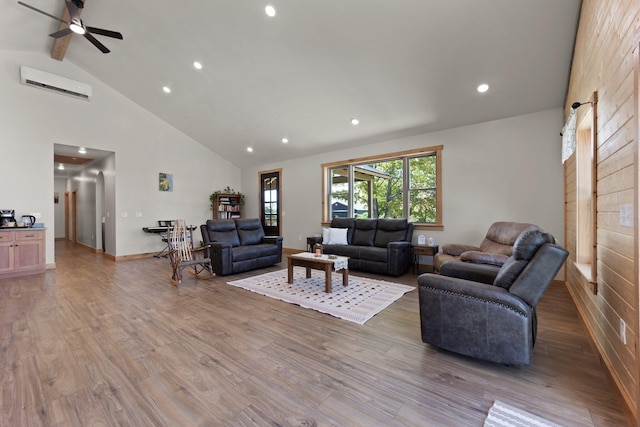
[167,219,214,286]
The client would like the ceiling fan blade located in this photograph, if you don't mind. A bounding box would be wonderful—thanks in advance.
[85,27,123,40]
[64,0,81,20]
[84,32,110,53]
[17,1,68,24]
[49,28,74,38]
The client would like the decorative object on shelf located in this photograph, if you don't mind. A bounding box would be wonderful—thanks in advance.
[209,186,245,209]
[159,172,173,192]
[210,187,245,219]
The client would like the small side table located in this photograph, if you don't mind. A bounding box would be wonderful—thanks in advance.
[413,245,439,274]
[307,236,323,252]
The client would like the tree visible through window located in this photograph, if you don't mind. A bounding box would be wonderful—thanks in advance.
[409,155,437,223]
[324,146,442,225]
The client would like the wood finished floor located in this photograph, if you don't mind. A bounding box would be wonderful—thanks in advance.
[0,241,629,426]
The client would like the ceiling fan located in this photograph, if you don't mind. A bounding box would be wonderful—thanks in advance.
[18,0,123,53]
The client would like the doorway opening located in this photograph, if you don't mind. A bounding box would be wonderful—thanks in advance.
[54,144,115,256]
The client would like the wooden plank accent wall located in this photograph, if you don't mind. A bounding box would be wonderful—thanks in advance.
[564,0,639,422]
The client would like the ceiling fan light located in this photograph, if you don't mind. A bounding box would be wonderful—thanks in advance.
[69,22,85,35]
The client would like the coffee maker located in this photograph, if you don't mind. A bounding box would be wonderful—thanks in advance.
[1,210,16,227]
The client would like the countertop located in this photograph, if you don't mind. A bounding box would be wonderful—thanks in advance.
[0,226,46,232]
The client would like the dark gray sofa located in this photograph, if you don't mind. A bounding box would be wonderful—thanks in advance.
[321,217,414,276]
[200,218,283,276]
[418,226,568,366]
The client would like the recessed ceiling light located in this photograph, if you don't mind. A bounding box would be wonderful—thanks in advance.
[162,86,171,94]
[265,4,276,17]
[78,147,87,154]
[477,83,489,93]
[247,147,254,153]
[351,118,360,126]
[193,61,203,70]
[281,137,289,144]
[58,163,65,170]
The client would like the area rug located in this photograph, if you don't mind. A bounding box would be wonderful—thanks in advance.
[484,400,562,427]
[227,268,414,325]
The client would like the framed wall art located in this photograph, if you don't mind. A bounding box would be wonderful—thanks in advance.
[159,173,173,192]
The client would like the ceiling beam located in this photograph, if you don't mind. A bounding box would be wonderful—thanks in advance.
[51,0,86,61]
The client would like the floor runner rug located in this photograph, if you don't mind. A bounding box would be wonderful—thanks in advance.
[484,400,562,427]
[227,268,414,325]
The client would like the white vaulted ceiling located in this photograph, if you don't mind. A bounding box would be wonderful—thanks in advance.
[2,0,581,167]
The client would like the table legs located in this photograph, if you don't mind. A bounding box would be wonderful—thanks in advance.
[287,257,349,293]
[325,265,332,293]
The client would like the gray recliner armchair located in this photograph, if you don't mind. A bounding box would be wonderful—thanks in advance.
[418,226,568,366]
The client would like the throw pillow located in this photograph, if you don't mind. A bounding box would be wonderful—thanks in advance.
[322,227,330,244]
[328,227,348,245]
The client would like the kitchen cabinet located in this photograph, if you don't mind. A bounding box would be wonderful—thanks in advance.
[0,229,45,279]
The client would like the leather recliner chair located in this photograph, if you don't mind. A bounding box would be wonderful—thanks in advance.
[418,226,568,366]
[433,221,533,273]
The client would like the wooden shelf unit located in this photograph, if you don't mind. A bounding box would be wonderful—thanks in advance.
[213,194,242,219]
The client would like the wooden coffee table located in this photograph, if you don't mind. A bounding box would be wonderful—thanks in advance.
[287,252,349,293]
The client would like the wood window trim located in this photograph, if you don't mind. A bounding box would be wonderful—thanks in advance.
[321,145,443,225]
[574,91,598,290]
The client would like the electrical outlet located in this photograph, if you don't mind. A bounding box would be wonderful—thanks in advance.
[620,319,627,345]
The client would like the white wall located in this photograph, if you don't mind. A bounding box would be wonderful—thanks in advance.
[2,49,563,266]
[241,109,565,251]
[0,50,241,264]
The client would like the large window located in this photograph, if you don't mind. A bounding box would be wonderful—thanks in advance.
[323,146,442,228]
[575,103,597,283]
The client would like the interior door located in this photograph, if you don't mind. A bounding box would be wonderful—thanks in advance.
[65,190,77,243]
[260,170,281,236]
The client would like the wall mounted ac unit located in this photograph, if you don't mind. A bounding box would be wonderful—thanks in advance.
[20,66,92,100]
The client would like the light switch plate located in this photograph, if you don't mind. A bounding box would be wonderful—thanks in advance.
[619,205,633,227]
